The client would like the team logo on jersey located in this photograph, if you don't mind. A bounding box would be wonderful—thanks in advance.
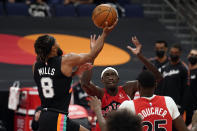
[163,70,179,78]
[119,93,124,99]
[102,101,121,117]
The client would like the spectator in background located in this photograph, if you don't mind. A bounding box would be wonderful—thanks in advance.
[144,40,169,71]
[184,49,197,125]
[159,44,189,115]
[8,0,31,4]
[28,0,51,17]
[94,0,126,17]
[143,40,169,94]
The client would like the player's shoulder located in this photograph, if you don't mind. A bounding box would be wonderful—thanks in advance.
[119,100,134,109]
[61,53,78,63]
[121,100,133,105]
[164,96,175,104]
[62,53,77,59]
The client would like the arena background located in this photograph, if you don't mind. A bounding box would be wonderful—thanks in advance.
[0,9,192,131]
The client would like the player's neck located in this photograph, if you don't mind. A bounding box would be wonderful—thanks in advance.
[170,59,180,65]
[140,89,154,97]
[106,87,118,96]
[157,55,167,63]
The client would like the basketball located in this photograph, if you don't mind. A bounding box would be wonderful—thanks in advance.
[92,4,118,28]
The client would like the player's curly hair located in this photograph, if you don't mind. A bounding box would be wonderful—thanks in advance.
[106,109,142,131]
[34,35,55,62]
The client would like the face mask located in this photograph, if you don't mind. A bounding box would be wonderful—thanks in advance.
[188,56,197,65]
[170,54,179,62]
[57,48,63,56]
[156,50,165,58]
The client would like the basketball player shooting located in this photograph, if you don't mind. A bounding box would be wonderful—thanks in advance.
[32,19,118,131]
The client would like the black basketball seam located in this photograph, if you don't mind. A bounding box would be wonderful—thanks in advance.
[93,9,110,20]
[100,7,112,28]
[111,8,115,25]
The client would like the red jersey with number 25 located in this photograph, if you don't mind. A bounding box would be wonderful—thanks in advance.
[134,96,172,131]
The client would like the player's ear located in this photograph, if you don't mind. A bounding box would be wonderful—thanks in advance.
[51,45,57,54]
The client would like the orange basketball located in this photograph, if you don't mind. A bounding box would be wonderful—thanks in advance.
[92,4,118,28]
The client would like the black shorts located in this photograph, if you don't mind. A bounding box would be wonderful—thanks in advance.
[39,110,80,131]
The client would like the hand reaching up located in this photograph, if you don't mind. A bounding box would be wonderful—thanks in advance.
[88,96,101,113]
[127,36,142,55]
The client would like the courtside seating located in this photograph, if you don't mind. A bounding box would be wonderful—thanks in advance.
[6,3,29,16]
[124,4,144,17]
[55,4,76,16]
[76,4,96,16]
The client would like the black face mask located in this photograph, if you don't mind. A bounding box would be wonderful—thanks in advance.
[188,56,197,65]
[57,48,63,56]
[156,50,165,58]
[170,54,179,62]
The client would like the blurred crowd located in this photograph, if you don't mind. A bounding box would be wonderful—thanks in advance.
[0,0,131,17]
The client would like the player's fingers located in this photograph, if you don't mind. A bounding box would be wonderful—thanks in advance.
[93,34,96,40]
[104,21,108,27]
[127,46,135,52]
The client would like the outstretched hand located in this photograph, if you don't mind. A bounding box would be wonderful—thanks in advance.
[88,96,101,113]
[103,18,118,35]
[127,36,142,55]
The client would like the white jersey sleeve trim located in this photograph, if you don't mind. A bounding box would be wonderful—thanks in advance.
[118,100,136,114]
[164,96,180,120]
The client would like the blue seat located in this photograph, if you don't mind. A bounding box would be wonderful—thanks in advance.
[48,0,63,5]
[6,3,29,16]
[0,2,4,15]
[118,0,131,6]
[124,4,144,18]
[55,4,76,17]
[76,4,96,17]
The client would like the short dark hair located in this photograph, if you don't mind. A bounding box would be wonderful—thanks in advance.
[137,71,155,88]
[171,44,182,52]
[34,35,55,62]
[106,109,142,131]
[155,40,168,48]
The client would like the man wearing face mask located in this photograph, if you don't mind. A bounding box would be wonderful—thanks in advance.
[184,49,197,125]
[159,44,189,115]
[143,40,169,94]
[144,40,169,70]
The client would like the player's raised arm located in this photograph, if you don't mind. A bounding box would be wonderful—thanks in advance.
[122,37,163,98]
[128,36,163,83]
[61,20,118,77]
[80,65,104,99]
[89,96,107,131]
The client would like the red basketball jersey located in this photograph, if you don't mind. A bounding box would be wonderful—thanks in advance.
[133,96,172,131]
[95,86,130,131]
